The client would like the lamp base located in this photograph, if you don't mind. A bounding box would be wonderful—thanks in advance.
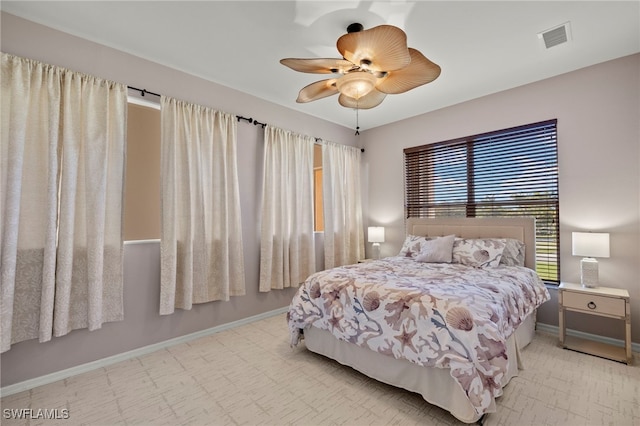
[580,257,599,288]
[372,242,381,260]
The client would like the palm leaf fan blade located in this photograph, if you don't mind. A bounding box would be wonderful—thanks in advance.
[337,25,411,72]
[375,48,441,94]
[296,79,339,103]
[338,90,386,109]
[280,58,354,74]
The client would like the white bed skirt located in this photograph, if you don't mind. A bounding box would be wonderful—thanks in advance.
[303,311,536,424]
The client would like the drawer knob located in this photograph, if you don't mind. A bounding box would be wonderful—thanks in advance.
[587,301,597,310]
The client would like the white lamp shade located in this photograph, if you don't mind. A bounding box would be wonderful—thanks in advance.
[572,232,610,258]
[368,226,385,243]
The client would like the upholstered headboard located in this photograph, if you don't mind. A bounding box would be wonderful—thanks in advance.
[406,217,536,269]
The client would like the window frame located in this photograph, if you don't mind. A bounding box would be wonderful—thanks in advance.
[404,119,560,284]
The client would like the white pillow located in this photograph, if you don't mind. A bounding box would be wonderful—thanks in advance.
[415,234,456,263]
[452,238,506,267]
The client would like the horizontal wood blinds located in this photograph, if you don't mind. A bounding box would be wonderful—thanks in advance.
[404,119,560,282]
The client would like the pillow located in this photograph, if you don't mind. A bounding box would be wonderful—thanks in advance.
[452,238,506,267]
[398,235,427,258]
[499,238,526,267]
[415,234,456,263]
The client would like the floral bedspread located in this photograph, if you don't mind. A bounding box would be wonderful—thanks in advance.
[287,256,550,415]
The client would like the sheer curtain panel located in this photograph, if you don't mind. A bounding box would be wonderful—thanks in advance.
[322,141,365,268]
[259,126,316,291]
[160,97,245,314]
[1,53,126,353]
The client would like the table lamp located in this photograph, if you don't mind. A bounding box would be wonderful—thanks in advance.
[368,226,385,260]
[572,232,610,287]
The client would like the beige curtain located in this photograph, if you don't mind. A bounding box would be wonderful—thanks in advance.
[259,126,316,291]
[160,96,245,315]
[0,53,126,353]
[322,141,365,268]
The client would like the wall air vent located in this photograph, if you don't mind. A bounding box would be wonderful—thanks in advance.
[538,22,572,49]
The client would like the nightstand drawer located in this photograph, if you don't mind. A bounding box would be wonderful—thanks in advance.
[562,291,626,317]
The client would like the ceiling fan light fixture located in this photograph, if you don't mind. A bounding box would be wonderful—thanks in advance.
[280,22,440,110]
[335,71,376,100]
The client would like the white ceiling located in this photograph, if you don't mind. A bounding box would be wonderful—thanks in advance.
[2,1,639,131]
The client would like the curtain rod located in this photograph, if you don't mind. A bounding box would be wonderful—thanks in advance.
[315,137,365,152]
[236,116,264,128]
[128,87,364,152]
[128,86,161,97]
[238,118,363,152]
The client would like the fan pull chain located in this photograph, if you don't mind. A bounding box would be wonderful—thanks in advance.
[355,100,360,135]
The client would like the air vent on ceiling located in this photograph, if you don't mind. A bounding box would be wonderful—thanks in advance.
[538,22,572,49]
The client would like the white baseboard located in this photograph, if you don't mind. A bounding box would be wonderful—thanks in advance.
[536,322,640,353]
[0,307,288,397]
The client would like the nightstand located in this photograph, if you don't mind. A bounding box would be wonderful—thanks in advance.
[558,282,632,364]
[358,259,374,263]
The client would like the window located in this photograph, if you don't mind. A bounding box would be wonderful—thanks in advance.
[124,102,161,240]
[124,103,327,237]
[314,168,324,231]
[404,119,559,283]
[313,144,324,232]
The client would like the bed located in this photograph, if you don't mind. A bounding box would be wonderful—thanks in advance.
[287,217,550,424]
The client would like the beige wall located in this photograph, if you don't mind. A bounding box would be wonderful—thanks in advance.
[360,53,640,343]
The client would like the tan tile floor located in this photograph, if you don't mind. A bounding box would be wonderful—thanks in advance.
[2,314,639,425]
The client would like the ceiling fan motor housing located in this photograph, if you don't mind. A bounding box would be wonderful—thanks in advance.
[347,23,364,33]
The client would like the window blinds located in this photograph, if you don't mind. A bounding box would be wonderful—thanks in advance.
[404,119,560,282]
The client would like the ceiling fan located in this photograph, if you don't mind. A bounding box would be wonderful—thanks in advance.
[280,23,441,110]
